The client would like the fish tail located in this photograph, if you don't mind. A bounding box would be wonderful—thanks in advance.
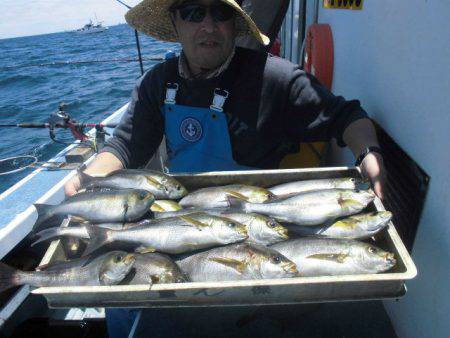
[31,227,86,246]
[0,262,21,292]
[83,226,112,256]
[32,204,55,232]
[227,196,248,211]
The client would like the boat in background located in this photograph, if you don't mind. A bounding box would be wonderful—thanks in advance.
[74,20,108,34]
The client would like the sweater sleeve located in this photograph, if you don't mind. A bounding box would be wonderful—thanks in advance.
[284,66,368,147]
[101,65,164,168]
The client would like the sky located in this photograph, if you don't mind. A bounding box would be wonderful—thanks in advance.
[0,0,142,39]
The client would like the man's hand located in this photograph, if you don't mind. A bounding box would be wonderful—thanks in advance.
[359,152,385,200]
[63,152,124,197]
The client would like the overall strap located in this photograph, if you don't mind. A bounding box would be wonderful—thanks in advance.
[164,56,180,105]
[210,53,241,112]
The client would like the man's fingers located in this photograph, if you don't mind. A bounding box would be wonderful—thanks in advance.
[373,180,384,200]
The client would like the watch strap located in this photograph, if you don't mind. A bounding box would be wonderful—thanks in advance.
[355,146,383,166]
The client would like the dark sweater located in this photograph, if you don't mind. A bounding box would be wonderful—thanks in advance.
[103,47,367,169]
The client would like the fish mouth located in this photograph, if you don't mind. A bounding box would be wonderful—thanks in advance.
[237,227,249,238]
[384,253,396,266]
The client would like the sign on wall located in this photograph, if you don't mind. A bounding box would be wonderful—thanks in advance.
[323,0,363,10]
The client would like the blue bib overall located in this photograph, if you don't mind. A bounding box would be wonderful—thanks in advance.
[162,83,250,173]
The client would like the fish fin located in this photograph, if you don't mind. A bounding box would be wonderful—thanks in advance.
[32,204,55,232]
[208,257,246,273]
[135,246,156,254]
[178,216,209,230]
[226,196,247,211]
[77,171,94,187]
[0,262,20,293]
[83,226,112,256]
[145,176,163,189]
[70,215,88,223]
[306,253,348,263]
[151,203,165,212]
[224,190,249,201]
[31,227,64,247]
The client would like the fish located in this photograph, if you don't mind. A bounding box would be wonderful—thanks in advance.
[228,189,375,226]
[179,184,275,209]
[153,209,288,245]
[33,189,155,231]
[33,213,248,255]
[78,169,188,199]
[269,177,365,196]
[151,200,183,212]
[271,238,396,276]
[176,243,299,282]
[286,211,392,239]
[205,211,289,245]
[0,251,135,292]
[121,252,188,285]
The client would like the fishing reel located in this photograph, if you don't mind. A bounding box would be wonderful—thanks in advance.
[48,103,88,144]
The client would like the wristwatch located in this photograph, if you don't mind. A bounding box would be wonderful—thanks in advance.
[355,146,383,166]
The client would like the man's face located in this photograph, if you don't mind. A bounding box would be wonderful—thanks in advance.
[171,0,237,73]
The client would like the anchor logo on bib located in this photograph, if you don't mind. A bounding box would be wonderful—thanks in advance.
[180,117,202,142]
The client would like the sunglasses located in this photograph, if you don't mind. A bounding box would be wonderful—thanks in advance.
[172,2,236,23]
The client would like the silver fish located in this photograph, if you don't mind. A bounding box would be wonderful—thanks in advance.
[176,243,299,282]
[0,251,135,292]
[271,238,396,276]
[228,189,375,226]
[286,211,392,239]
[154,210,288,245]
[34,213,248,255]
[179,184,275,209]
[122,252,188,285]
[33,189,155,230]
[79,169,188,199]
[269,177,364,196]
[205,211,289,245]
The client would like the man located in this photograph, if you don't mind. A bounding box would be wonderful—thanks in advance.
[65,0,384,336]
[66,0,384,199]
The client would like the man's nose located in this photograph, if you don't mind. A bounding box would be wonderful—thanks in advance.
[200,11,217,33]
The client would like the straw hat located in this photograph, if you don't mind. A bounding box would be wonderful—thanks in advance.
[125,0,270,46]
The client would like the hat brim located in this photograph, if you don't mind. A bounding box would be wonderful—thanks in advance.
[125,0,270,46]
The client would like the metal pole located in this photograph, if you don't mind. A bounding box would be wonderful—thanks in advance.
[314,0,319,23]
[134,30,145,75]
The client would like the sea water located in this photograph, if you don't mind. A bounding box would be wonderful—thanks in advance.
[0,24,180,193]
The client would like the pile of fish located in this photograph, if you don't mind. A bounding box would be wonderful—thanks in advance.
[0,170,398,292]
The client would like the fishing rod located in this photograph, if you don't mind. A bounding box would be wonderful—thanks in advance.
[114,0,145,75]
[1,57,164,71]
[0,103,118,175]
[0,103,117,145]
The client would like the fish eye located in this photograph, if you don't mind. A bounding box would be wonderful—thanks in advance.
[114,255,123,263]
[271,255,282,264]
[351,178,356,182]
[267,193,275,199]
[368,246,377,254]
[139,191,148,199]
[227,222,236,228]
[176,185,181,191]
[267,220,277,228]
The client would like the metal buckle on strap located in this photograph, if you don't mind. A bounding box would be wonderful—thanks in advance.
[210,88,229,112]
[164,83,179,105]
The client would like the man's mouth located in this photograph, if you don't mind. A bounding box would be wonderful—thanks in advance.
[199,41,219,48]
